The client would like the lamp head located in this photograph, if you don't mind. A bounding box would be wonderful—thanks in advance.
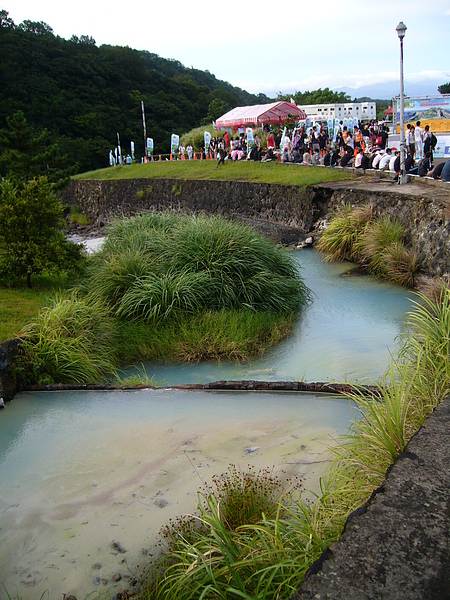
[396,21,407,39]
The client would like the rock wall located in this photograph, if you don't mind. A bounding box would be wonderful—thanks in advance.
[60,177,450,278]
[60,178,332,245]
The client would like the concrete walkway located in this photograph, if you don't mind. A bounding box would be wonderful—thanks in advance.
[291,396,450,600]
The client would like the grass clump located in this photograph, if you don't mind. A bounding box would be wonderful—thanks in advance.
[87,212,310,321]
[316,203,373,261]
[317,204,420,288]
[14,291,117,385]
[14,212,309,383]
[68,205,90,226]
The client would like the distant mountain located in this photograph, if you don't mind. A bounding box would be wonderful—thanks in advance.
[336,80,443,101]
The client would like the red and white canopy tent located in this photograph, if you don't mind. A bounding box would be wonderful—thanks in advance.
[215,101,307,131]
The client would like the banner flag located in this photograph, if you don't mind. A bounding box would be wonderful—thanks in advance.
[147,137,154,158]
[131,141,135,160]
[204,131,211,155]
[246,127,254,154]
[171,134,179,157]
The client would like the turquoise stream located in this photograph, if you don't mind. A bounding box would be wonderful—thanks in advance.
[0,250,414,599]
[135,249,414,384]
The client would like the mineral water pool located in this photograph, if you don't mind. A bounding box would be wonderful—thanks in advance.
[0,249,414,599]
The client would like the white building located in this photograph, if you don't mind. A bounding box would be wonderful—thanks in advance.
[297,102,377,122]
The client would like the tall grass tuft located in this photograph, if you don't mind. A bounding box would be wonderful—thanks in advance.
[316,204,373,262]
[318,206,419,288]
[357,215,406,277]
[87,212,311,319]
[15,291,117,385]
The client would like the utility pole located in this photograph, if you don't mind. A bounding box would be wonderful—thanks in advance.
[141,101,147,162]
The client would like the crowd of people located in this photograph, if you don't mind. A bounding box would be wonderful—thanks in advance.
[179,120,449,181]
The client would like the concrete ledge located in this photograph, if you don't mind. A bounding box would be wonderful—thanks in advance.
[291,396,450,600]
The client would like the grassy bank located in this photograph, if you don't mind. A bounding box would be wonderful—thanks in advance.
[74,160,354,186]
[134,285,450,599]
[14,213,310,385]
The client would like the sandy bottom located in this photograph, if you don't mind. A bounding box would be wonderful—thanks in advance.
[0,390,353,599]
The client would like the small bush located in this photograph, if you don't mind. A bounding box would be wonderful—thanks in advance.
[15,292,117,384]
[317,204,373,262]
[69,205,90,226]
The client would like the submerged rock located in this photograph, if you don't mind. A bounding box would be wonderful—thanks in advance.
[245,446,261,453]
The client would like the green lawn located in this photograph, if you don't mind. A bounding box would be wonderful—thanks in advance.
[75,160,354,186]
[0,287,55,342]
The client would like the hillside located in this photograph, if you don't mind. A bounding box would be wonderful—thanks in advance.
[0,11,268,173]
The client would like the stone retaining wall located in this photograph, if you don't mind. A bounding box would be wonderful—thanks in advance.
[60,177,450,277]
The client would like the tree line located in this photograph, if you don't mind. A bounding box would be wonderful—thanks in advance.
[0,10,267,174]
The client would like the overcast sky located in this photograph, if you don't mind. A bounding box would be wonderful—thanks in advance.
[6,0,450,98]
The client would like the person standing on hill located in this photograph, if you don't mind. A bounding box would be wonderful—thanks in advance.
[415,120,424,160]
[405,124,415,157]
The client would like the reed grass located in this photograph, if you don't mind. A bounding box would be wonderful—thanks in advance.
[318,205,420,288]
[316,204,373,262]
[14,291,117,385]
[87,213,310,320]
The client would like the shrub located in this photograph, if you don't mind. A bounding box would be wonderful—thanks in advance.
[86,213,311,319]
[0,178,84,287]
[15,292,117,384]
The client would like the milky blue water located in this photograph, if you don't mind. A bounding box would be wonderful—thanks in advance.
[132,249,414,385]
[0,249,414,599]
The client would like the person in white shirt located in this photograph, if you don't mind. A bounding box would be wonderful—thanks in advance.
[414,120,424,160]
[378,148,392,170]
[405,124,414,157]
[389,153,398,172]
[372,151,384,169]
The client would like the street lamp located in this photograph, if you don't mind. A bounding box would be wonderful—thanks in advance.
[396,21,407,184]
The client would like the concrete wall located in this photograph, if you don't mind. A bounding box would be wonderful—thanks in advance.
[60,177,450,278]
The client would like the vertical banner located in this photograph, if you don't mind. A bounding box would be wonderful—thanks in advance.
[109,150,114,166]
[147,137,154,158]
[130,141,135,160]
[204,131,211,156]
[246,128,254,154]
[171,134,179,157]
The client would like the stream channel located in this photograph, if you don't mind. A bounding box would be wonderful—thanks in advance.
[0,249,414,599]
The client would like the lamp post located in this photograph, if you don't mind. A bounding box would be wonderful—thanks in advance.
[396,21,407,184]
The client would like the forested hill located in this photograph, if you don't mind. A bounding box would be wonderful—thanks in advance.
[0,11,268,173]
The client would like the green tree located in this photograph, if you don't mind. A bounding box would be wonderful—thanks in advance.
[18,20,54,36]
[0,9,15,28]
[205,98,229,123]
[0,111,74,184]
[438,83,450,94]
[0,178,83,288]
[278,87,351,105]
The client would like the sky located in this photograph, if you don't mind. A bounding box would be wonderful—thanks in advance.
[5,0,450,99]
